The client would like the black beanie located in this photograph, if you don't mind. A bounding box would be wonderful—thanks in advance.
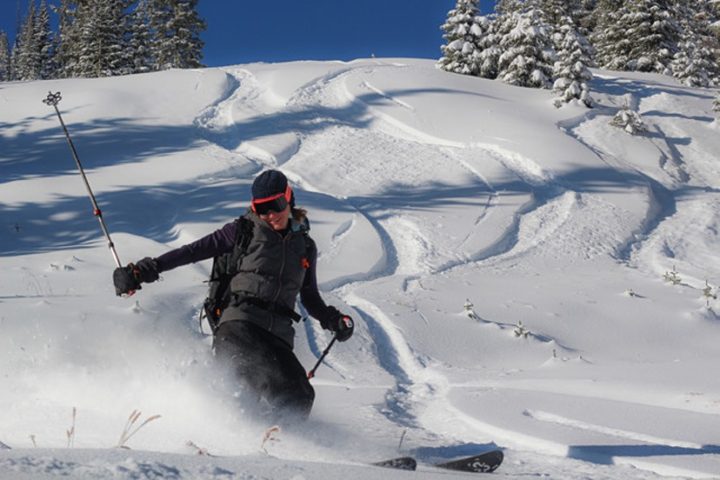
[252,170,295,206]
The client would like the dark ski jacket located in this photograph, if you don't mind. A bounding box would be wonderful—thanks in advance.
[154,211,334,348]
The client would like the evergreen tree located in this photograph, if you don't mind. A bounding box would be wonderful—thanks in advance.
[590,0,632,71]
[610,105,647,134]
[12,0,40,80]
[575,0,598,36]
[52,0,80,78]
[593,0,679,74]
[707,0,720,84]
[624,0,679,74]
[476,14,502,79]
[173,0,206,68]
[540,0,573,34]
[540,0,593,59]
[128,0,154,73]
[35,0,54,79]
[536,0,594,106]
[496,0,523,15]
[151,0,206,70]
[0,31,10,81]
[11,0,55,80]
[74,0,129,77]
[553,22,594,107]
[438,0,483,75]
[671,0,720,87]
[496,7,555,88]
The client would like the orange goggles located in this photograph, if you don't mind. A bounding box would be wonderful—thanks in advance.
[251,185,292,215]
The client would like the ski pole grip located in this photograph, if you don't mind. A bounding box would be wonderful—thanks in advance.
[43,91,62,106]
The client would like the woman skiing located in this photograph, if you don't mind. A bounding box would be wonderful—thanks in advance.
[113,169,354,422]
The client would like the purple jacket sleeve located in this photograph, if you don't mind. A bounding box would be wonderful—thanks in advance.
[154,221,237,273]
[299,238,336,328]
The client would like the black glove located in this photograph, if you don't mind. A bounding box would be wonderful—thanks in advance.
[325,306,354,342]
[113,265,140,296]
[112,257,159,296]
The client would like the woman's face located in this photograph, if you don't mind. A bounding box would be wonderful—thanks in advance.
[259,205,291,231]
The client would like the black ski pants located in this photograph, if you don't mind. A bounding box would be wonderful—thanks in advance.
[213,320,315,422]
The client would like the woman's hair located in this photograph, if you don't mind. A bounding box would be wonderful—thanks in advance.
[292,207,307,222]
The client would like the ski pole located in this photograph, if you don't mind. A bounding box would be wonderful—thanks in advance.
[307,334,338,379]
[42,91,122,268]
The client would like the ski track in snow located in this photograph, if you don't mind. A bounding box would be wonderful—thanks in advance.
[524,410,703,450]
[259,64,657,463]
[276,64,614,461]
[287,65,720,479]
[258,64,510,447]
[560,108,678,264]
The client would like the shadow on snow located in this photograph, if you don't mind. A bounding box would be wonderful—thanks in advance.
[567,443,720,466]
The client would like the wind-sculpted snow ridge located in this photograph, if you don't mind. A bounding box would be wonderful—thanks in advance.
[193,68,300,167]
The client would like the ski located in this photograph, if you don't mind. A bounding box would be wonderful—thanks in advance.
[0,441,11,450]
[373,450,503,473]
[435,450,504,473]
[372,456,417,470]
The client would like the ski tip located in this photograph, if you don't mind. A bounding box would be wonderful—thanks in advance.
[373,456,417,471]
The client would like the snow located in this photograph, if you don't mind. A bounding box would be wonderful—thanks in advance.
[1,58,720,479]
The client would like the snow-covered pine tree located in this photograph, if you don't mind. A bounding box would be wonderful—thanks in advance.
[496,0,523,15]
[151,0,206,70]
[707,0,720,34]
[438,0,483,75]
[0,31,10,81]
[127,0,154,74]
[590,0,632,71]
[575,0,597,37]
[476,14,502,79]
[51,0,80,78]
[710,2,720,84]
[671,0,720,87]
[169,0,205,68]
[536,0,594,106]
[553,20,593,107]
[12,0,40,80]
[496,6,555,89]
[74,0,129,77]
[35,0,55,79]
[540,0,574,38]
[540,0,594,58]
[610,105,647,134]
[624,0,680,74]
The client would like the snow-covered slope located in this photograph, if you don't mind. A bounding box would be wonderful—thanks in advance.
[1,59,719,479]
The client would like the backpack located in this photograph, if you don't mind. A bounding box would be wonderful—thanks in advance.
[199,216,254,334]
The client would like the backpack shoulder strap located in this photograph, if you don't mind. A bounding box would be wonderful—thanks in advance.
[227,216,253,271]
[236,216,254,252]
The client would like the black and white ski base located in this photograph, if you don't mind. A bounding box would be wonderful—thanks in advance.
[436,450,504,473]
[374,450,503,473]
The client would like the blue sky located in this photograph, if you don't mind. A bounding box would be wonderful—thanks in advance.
[1,1,497,67]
